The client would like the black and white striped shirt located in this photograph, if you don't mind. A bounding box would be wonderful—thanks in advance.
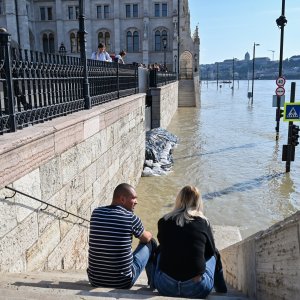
[87,205,144,288]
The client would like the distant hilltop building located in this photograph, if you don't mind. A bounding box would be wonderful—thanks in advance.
[244,52,250,61]
[200,52,300,80]
[0,0,199,73]
[290,55,300,61]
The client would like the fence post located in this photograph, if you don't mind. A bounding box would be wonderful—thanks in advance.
[135,65,138,93]
[78,1,91,109]
[0,32,16,132]
[117,62,120,98]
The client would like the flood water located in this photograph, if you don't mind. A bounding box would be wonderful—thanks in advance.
[135,80,300,239]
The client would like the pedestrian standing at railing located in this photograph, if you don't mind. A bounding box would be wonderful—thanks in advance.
[114,50,126,64]
[91,43,112,62]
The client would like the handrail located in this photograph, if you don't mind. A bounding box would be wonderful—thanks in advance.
[4,186,90,224]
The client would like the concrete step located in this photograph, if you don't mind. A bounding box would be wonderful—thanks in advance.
[0,270,249,300]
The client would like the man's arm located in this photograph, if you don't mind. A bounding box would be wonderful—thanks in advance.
[106,52,112,62]
[138,230,152,243]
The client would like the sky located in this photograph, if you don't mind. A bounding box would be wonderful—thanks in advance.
[189,0,300,65]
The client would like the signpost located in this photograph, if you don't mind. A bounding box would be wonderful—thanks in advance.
[275,76,286,138]
[275,86,285,97]
[283,102,300,122]
[272,95,285,107]
[276,76,286,87]
[282,82,300,173]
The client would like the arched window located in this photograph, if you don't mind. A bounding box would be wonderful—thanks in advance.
[105,32,110,51]
[70,32,80,53]
[126,30,139,53]
[155,30,161,51]
[42,34,48,53]
[154,29,168,51]
[49,33,55,53]
[42,33,55,53]
[98,32,104,44]
[126,31,133,52]
[133,31,139,52]
[98,31,111,51]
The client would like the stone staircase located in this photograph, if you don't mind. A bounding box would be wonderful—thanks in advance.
[178,80,196,107]
[0,270,249,300]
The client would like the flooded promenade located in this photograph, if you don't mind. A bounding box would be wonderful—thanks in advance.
[136,80,300,239]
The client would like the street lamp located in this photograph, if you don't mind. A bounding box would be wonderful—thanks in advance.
[216,62,219,89]
[174,54,177,74]
[268,50,275,61]
[59,43,67,56]
[162,37,167,71]
[275,0,287,139]
[232,58,236,89]
[251,42,260,104]
[77,0,91,109]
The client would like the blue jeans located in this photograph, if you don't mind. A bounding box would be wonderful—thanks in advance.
[129,242,153,288]
[153,255,216,298]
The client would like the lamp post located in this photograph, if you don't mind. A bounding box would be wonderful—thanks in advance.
[216,62,219,89]
[268,49,275,61]
[275,0,287,139]
[174,54,177,74]
[59,43,67,55]
[251,42,260,105]
[232,58,235,89]
[77,0,91,109]
[162,37,167,71]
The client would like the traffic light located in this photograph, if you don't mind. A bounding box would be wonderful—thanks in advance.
[291,124,300,146]
[276,108,284,121]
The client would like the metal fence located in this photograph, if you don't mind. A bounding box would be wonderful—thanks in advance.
[0,33,138,135]
[149,69,177,88]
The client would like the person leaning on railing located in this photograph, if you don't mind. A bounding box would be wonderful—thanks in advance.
[91,43,112,62]
[114,50,126,64]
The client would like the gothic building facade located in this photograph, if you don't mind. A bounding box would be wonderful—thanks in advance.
[0,0,199,72]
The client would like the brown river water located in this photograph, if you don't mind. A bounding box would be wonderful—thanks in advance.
[135,80,300,239]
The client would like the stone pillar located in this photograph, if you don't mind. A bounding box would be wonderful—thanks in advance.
[16,0,30,49]
[55,0,64,53]
[4,0,18,45]
[84,0,92,56]
[142,0,149,66]
[113,1,120,54]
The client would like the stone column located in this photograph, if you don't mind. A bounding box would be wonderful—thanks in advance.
[114,0,120,54]
[142,0,149,66]
[55,0,64,53]
[4,0,19,46]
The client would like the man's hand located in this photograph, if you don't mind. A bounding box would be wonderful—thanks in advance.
[138,230,152,243]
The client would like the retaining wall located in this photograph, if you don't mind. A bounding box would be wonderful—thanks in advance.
[150,81,179,129]
[0,94,146,272]
[221,211,300,300]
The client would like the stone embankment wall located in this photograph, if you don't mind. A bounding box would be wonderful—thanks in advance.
[221,211,300,300]
[0,94,146,273]
[150,81,179,129]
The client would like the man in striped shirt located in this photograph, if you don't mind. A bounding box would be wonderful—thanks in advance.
[87,183,156,289]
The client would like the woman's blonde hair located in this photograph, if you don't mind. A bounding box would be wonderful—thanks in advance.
[164,185,208,227]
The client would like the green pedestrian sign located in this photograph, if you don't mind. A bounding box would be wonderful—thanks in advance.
[283,102,300,122]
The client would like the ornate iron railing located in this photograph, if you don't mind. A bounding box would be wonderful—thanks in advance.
[0,33,138,135]
[149,69,177,88]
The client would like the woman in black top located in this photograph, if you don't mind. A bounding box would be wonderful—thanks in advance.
[153,185,226,298]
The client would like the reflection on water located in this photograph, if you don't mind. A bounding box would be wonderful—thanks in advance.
[135,80,300,239]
